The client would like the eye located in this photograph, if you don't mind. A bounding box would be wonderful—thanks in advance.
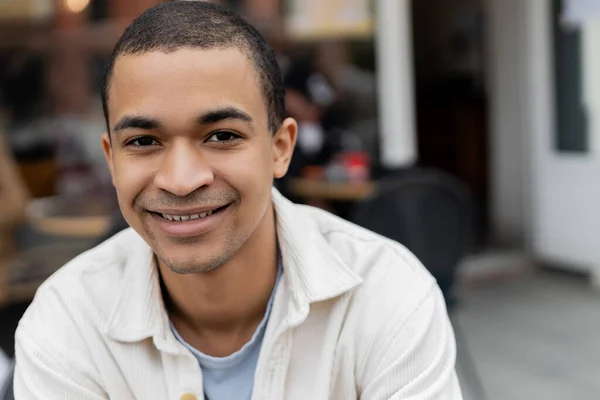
[206,131,241,143]
[127,136,159,147]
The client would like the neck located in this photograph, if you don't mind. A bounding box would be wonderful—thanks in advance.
[159,202,279,356]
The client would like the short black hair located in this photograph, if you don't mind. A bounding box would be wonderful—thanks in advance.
[101,1,285,133]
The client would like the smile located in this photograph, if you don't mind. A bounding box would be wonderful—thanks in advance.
[149,204,231,237]
[155,204,229,222]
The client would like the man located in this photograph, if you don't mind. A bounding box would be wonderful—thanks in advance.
[14,2,462,399]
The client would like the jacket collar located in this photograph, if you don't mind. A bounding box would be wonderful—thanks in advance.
[271,189,363,322]
[105,231,178,350]
[106,188,363,345]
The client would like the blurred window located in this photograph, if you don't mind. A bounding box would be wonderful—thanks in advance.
[553,0,588,153]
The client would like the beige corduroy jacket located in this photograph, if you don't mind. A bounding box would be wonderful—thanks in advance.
[15,189,462,399]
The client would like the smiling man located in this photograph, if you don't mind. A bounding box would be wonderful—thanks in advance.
[14,2,462,399]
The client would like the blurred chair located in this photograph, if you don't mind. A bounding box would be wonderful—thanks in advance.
[351,167,486,399]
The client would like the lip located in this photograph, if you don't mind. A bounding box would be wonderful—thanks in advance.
[150,204,231,237]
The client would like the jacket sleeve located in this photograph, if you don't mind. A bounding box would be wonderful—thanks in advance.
[14,324,108,400]
[358,284,463,400]
[13,287,108,400]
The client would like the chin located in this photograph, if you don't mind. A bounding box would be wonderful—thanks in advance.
[167,263,221,275]
[156,242,235,275]
[160,255,224,275]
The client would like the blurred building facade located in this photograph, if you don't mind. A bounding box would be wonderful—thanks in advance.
[1,0,599,281]
[418,0,600,283]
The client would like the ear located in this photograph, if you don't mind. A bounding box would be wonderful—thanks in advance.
[272,117,298,179]
[101,132,116,186]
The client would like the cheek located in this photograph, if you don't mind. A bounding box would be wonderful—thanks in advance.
[213,146,274,199]
[113,157,155,206]
[243,146,273,183]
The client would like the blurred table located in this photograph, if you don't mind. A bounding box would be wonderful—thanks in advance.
[1,195,113,306]
[289,178,375,201]
[27,194,113,238]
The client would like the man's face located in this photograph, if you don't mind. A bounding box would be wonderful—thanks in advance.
[102,48,296,274]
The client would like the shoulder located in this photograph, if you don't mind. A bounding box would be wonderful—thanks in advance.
[17,229,145,345]
[301,204,450,354]
[303,204,437,298]
[298,207,457,394]
[12,232,144,398]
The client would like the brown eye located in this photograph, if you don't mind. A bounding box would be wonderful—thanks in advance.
[128,137,158,147]
[207,131,240,142]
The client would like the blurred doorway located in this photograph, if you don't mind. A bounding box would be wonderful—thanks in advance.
[410,0,489,250]
[527,0,600,280]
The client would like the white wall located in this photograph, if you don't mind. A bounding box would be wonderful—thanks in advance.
[376,0,417,168]
[528,2,600,276]
[582,21,600,155]
[484,0,531,246]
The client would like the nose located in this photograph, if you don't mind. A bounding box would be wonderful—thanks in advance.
[154,140,214,196]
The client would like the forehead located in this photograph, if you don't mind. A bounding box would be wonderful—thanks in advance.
[108,48,265,125]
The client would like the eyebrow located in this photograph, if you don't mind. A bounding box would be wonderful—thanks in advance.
[197,107,253,125]
[112,116,161,133]
[111,106,253,135]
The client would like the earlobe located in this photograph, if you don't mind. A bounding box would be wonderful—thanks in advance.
[273,118,298,179]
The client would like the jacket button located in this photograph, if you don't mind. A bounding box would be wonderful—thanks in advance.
[180,393,197,400]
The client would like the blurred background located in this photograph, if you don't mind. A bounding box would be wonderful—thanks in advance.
[0,0,599,399]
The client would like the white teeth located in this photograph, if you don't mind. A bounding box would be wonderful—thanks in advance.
[160,210,218,222]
